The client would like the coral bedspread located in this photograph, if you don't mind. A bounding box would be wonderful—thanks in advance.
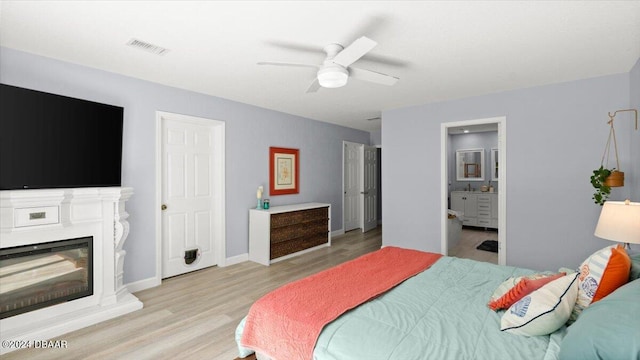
[240,246,442,360]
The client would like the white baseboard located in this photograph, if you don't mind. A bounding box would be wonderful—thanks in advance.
[331,229,345,237]
[224,253,248,267]
[126,254,248,293]
[126,276,161,294]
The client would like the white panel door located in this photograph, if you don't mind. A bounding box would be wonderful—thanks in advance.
[344,142,360,232]
[162,115,218,278]
[361,145,377,233]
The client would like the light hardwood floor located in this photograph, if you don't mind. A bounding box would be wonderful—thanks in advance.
[4,227,382,360]
[448,227,499,264]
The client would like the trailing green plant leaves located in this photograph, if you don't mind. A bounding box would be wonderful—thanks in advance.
[590,166,613,206]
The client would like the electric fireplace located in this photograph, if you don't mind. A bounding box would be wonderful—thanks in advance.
[0,237,93,319]
[0,187,142,355]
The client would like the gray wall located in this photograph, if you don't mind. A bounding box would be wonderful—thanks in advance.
[382,70,637,272]
[0,47,370,284]
[370,130,382,146]
[449,131,499,193]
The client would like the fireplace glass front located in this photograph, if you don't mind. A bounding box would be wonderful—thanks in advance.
[0,236,93,319]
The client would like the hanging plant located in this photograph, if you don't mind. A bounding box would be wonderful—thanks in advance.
[603,169,624,187]
[590,166,613,206]
[590,110,633,205]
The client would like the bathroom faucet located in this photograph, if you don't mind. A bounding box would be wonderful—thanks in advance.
[467,183,471,191]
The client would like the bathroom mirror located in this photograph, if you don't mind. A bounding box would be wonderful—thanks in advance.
[456,148,484,181]
[491,148,499,181]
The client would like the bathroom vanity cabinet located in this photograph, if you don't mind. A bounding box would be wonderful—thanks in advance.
[451,191,498,229]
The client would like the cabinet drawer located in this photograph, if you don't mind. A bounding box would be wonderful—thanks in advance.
[14,206,60,227]
[477,218,492,226]
[271,234,328,260]
[270,220,327,244]
[477,195,491,202]
[271,207,328,228]
[462,218,477,226]
[478,204,491,211]
[477,210,491,218]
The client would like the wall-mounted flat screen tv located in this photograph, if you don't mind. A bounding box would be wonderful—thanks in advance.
[0,84,123,190]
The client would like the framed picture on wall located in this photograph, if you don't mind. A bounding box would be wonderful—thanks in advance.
[455,148,484,181]
[269,147,299,195]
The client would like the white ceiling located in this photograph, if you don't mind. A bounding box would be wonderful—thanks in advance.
[1,1,639,132]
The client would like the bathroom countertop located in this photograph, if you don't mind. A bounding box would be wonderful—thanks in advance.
[451,190,498,194]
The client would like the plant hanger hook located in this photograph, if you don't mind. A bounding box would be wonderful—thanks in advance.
[601,113,620,170]
[607,108,638,130]
[601,108,638,170]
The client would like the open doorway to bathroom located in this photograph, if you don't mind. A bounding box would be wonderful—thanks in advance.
[441,117,506,265]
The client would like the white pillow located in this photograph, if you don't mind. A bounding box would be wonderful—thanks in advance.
[501,272,578,336]
[569,244,630,323]
[489,272,557,302]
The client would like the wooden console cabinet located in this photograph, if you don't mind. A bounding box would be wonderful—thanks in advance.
[249,202,331,266]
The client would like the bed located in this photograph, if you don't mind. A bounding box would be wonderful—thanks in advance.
[235,246,640,360]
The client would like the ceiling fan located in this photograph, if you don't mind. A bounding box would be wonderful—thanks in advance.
[258,36,399,93]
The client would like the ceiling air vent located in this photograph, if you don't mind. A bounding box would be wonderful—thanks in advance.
[126,38,169,56]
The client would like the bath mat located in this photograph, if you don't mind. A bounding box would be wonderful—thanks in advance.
[477,240,498,253]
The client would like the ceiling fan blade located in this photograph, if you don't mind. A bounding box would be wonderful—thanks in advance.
[257,61,319,69]
[332,36,377,67]
[306,79,321,93]
[265,37,407,67]
[264,40,324,54]
[349,67,399,86]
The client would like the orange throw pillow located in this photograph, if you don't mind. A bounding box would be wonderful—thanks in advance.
[591,246,631,303]
[488,272,565,311]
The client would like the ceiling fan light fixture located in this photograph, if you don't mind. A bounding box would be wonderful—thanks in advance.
[317,66,349,88]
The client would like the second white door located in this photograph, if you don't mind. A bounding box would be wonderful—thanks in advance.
[361,145,377,232]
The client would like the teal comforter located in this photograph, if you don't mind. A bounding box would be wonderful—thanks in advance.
[237,256,566,360]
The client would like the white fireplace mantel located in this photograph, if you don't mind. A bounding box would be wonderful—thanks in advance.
[0,187,143,354]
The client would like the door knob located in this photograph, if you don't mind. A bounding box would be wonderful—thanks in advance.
[161,204,167,210]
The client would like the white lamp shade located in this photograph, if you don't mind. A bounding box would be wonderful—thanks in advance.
[594,200,640,244]
[317,66,348,88]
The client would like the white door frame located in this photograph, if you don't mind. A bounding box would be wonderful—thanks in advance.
[441,116,507,265]
[155,111,226,285]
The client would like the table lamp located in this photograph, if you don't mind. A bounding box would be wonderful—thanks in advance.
[594,199,640,249]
